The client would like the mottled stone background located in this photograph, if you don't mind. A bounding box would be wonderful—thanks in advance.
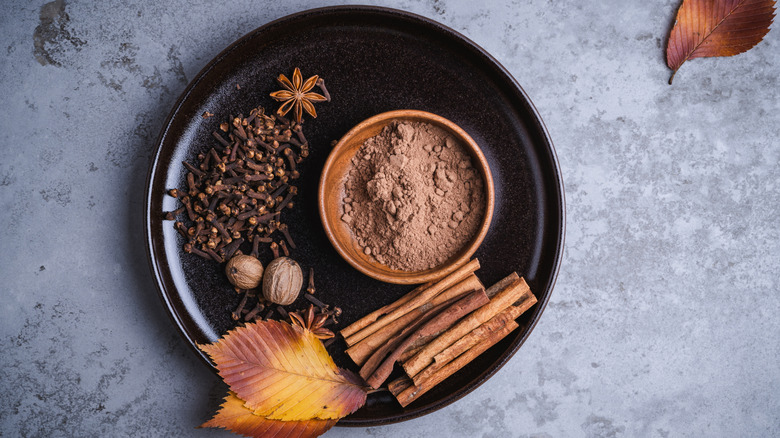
[1,0,778,437]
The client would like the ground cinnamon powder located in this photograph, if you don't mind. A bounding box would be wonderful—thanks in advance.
[341,121,485,271]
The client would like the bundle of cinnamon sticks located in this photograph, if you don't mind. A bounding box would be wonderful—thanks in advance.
[340,259,537,407]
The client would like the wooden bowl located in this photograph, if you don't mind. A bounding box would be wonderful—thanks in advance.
[318,110,495,284]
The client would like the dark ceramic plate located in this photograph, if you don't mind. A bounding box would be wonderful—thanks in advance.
[145,6,564,426]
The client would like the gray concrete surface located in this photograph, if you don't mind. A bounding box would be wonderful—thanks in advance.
[1,0,779,436]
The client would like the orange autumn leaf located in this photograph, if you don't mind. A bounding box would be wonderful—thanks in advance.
[200,392,337,438]
[199,319,367,422]
[666,0,776,84]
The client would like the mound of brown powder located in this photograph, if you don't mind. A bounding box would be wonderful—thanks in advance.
[341,121,485,271]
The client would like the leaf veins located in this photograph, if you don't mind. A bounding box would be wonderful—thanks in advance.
[198,319,367,422]
[666,0,776,83]
[201,392,337,438]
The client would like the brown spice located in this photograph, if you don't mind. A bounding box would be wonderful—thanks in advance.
[342,121,485,271]
[344,274,483,366]
[388,318,518,407]
[269,68,328,124]
[342,259,481,347]
[163,106,306,263]
[361,288,489,389]
[401,277,534,378]
[342,268,537,407]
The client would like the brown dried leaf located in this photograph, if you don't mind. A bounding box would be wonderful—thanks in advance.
[198,319,367,422]
[200,392,337,438]
[666,0,776,83]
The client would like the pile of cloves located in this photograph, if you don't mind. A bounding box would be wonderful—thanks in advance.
[164,106,307,263]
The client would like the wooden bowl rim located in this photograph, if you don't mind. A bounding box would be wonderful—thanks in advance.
[318,109,495,284]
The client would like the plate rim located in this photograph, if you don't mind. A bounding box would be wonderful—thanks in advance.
[144,4,566,427]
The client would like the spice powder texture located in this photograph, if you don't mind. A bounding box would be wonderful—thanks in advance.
[342,121,485,271]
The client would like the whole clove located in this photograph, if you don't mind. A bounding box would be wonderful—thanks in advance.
[204,247,224,263]
[244,302,265,321]
[181,197,196,221]
[164,206,185,221]
[212,131,231,148]
[212,220,231,241]
[278,223,296,248]
[278,240,290,257]
[270,242,280,259]
[250,236,260,259]
[269,183,289,200]
[307,268,315,295]
[174,222,188,239]
[222,237,244,260]
[304,293,326,309]
[183,161,205,178]
[293,125,308,146]
[232,292,250,320]
[315,78,331,102]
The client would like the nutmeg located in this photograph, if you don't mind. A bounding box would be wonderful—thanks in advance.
[262,257,303,305]
[225,255,264,290]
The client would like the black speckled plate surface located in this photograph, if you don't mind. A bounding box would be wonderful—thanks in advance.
[145,6,564,426]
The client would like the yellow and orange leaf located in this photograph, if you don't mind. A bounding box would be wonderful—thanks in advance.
[199,319,367,421]
[201,392,337,438]
[666,0,776,83]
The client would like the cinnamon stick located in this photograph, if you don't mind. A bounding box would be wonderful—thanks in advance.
[399,344,423,362]
[401,276,531,378]
[434,294,536,366]
[358,296,462,382]
[412,294,536,386]
[388,375,413,396]
[345,275,483,366]
[394,272,509,356]
[364,288,489,389]
[391,319,519,407]
[399,277,532,364]
[485,271,520,298]
[340,280,434,339]
[344,259,481,346]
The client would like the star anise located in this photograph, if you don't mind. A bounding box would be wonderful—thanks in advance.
[269,68,328,124]
[289,304,335,340]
